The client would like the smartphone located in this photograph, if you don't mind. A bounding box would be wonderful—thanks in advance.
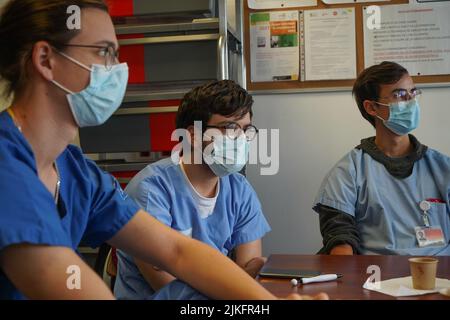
[259,267,321,279]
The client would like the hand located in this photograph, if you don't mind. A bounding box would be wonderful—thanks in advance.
[284,292,329,300]
[244,256,267,278]
[330,244,353,255]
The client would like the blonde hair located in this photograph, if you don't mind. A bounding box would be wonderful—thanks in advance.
[0,0,108,98]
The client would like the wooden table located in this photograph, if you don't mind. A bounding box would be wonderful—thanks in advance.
[258,255,450,300]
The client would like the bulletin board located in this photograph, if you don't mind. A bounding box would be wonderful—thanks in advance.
[244,0,450,92]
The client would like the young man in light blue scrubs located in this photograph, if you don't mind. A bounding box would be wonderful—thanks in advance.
[114,80,271,300]
[313,61,450,256]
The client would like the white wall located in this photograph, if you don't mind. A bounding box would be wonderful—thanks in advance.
[247,86,450,256]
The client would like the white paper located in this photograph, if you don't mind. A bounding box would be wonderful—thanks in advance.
[303,8,357,80]
[364,2,450,76]
[363,276,450,297]
[248,0,317,9]
[227,0,237,35]
[250,11,299,82]
[409,0,450,3]
[321,0,389,3]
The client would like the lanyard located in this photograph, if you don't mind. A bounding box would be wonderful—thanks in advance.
[6,107,15,121]
[422,213,430,228]
[6,107,22,132]
[419,200,431,227]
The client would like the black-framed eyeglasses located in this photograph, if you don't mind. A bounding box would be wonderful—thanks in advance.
[379,88,422,103]
[53,43,119,70]
[206,122,259,141]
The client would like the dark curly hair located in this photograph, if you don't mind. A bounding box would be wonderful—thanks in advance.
[176,80,254,130]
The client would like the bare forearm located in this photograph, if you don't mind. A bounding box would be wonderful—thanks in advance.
[135,259,176,292]
[169,239,274,300]
[1,245,115,300]
[242,257,267,278]
[235,241,265,279]
[110,211,275,300]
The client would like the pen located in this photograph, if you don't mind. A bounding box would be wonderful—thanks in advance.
[293,274,343,285]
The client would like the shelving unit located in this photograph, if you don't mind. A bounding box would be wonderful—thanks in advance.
[80,0,245,163]
[121,79,213,103]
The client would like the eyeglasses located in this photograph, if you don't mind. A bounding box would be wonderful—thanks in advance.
[206,122,259,141]
[53,43,119,70]
[379,88,422,102]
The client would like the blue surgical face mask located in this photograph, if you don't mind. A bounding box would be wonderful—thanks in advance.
[375,98,420,136]
[204,134,249,177]
[51,51,129,127]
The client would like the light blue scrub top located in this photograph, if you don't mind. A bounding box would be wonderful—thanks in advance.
[114,157,271,300]
[314,148,450,255]
[0,111,140,300]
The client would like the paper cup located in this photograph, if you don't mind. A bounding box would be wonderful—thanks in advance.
[409,257,439,290]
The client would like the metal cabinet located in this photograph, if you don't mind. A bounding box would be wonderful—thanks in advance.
[80,0,245,161]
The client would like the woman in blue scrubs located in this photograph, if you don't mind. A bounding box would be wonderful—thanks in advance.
[313,61,450,256]
[0,0,326,300]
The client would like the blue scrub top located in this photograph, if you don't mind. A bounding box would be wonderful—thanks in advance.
[0,111,140,299]
[314,148,450,255]
[114,157,271,300]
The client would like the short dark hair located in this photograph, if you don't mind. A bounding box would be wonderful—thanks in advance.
[352,61,408,127]
[176,80,254,130]
[0,0,109,98]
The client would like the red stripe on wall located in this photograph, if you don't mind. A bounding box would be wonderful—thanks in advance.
[110,171,138,189]
[149,100,181,108]
[106,0,134,17]
[149,100,181,152]
[111,171,138,178]
[117,34,146,84]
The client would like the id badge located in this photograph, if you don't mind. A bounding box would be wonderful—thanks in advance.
[415,226,446,248]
